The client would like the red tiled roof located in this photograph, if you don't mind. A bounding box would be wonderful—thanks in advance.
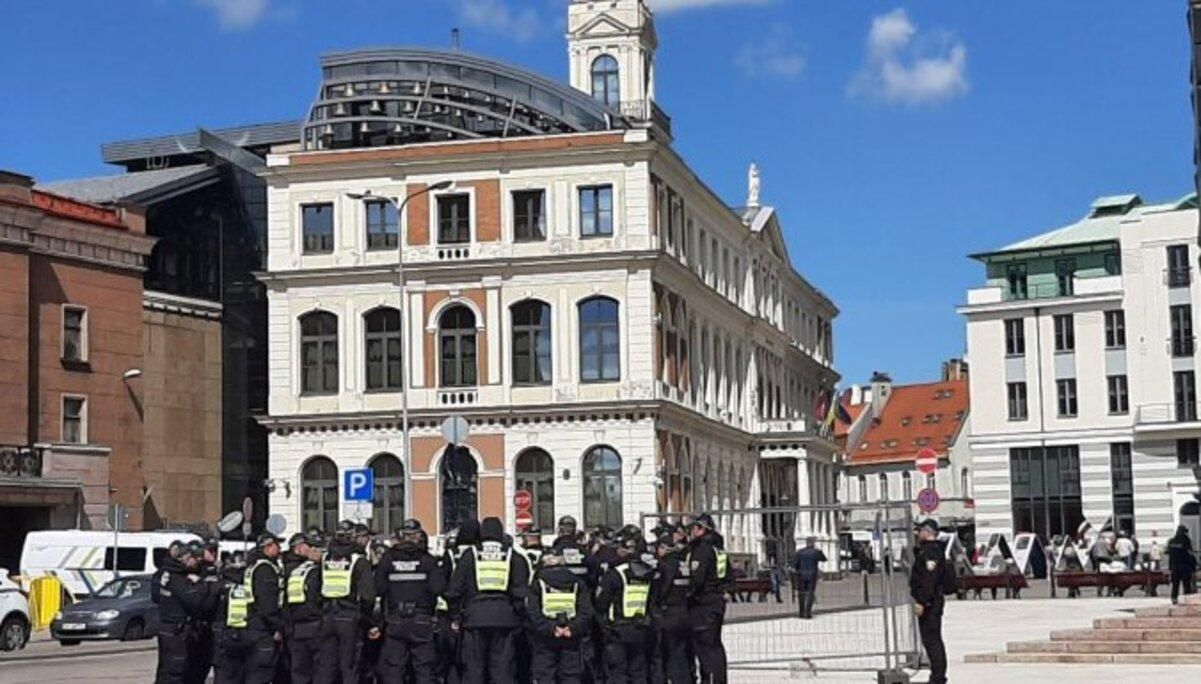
[834,400,865,440]
[849,379,969,466]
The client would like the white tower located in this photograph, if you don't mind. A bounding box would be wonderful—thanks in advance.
[567,0,658,117]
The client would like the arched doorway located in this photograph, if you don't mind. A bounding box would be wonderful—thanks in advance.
[440,445,478,532]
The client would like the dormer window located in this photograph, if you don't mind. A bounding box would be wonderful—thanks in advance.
[591,55,620,106]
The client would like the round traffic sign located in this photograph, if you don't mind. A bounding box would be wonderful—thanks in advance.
[514,489,532,512]
[441,415,470,445]
[916,448,939,475]
[515,510,535,531]
[916,487,940,513]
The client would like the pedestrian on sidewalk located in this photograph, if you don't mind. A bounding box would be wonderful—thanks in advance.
[911,519,954,684]
[790,537,826,619]
[1168,526,1197,605]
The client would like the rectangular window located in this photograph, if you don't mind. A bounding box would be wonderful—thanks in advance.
[1056,379,1078,418]
[1006,263,1028,300]
[62,396,85,444]
[1168,244,1191,288]
[1110,443,1135,536]
[364,200,398,250]
[1053,314,1075,352]
[1055,258,1077,296]
[103,548,147,572]
[512,189,546,242]
[301,203,334,254]
[437,194,471,244]
[1107,375,1129,415]
[1104,252,1122,276]
[1004,319,1025,356]
[1175,370,1198,422]
[62,306,87,362]
[1007,382,1028,421]
[1009,445,1084,541]
[579,185,614,237]
[1171,304,1194,357]
[1104,310,1126,349]
[1178,438,1200,466]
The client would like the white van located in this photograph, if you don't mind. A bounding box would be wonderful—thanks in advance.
[20,530,201,599]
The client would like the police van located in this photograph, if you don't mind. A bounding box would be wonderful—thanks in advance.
[20,530,201,598]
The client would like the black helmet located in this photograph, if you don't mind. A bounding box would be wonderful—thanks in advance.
[182,540,206,559]
[167,540,186,559]
[557,515,578,536]
[353,523,371,538]
[257,532,283,548]
[400,519,423,534]
[691,513,716,532]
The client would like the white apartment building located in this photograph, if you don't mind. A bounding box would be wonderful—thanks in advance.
[961,193,1201,546]
[257,0,840,560]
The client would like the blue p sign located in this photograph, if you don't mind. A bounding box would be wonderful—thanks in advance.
[344,468,374,503]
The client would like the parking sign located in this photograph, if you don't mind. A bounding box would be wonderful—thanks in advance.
[344,468,374,503]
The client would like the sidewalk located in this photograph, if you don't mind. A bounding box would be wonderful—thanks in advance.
[0,631,154,664]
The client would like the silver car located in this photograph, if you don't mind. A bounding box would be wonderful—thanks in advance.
[50,575,158,644]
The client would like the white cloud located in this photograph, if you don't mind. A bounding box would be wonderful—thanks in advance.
[849,8,968,106]
[735,24,805,79]
[451,0,543,43]
[196,0,270,31]
[650,0,772,12]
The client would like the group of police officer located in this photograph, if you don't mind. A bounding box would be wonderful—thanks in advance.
[152,512,733,684]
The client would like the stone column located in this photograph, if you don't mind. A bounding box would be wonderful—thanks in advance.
[795,457,812,542]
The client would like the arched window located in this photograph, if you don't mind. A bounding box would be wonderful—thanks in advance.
[515,448,555,529]
[301,457,338,532]
[370,453,404,534]
[902,471,913,501]
[511,301,552,385]
[300,312,338,395]
[439,305,477,387]
[583,446,622,528]
[579,297,620,382]
[591,55,620,107]
[879,473,890,501]
[440,446,478,532]
[364,308,402,391]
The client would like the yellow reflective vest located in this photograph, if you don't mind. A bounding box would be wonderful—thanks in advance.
[322,553,362,599]
[474,544,511,593]
[226,584,251,629]
[287,561,317,605]
[612,566,650,621]
[715,550,729,580]
[540,580,577,619]
[245,559,284,605]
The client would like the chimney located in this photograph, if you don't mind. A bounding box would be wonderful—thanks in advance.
[869,371,892,419]
[942,358,969,382]
[0,170,34,204]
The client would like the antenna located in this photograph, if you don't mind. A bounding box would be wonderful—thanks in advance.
[451,28,461,51]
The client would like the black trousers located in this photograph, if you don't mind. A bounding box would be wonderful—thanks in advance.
[657,619,691,684]
[217,631,278,684]
[315,614,363,684]
[689,605,727,684]
[530,634,585,684]
[919,610,947,684]
[462,627,516,684]
[156,631,190,684]
[379,615,438,684]
[797,577,818,619]
[290,622,322,684]
[436,613,463,684]
[604,637,649,684]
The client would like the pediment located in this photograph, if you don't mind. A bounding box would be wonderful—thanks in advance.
[572,13,635,39]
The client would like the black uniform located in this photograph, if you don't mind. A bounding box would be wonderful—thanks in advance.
[910,539,951,684]
[316,539,377,684]
[375,540,447,684]
[209,564,246,684]
[155,556,209,684]
[447,531,531,684]
[687,532,728,684]
[191,561,222,684]
[282,552,323,684]
[436,543,469,684]
[1168,528,1197,604]
[652,548,691,684]
[528,562,593,684]
[219,552,284,684]
[596,557,655,684]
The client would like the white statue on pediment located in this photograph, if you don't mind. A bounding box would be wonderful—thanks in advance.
[747,163,761,208]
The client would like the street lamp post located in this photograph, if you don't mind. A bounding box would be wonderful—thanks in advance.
[347,181,454,523]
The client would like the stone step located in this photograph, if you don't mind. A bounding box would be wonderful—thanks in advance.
[1051,628,1201,642]
[966,653,1201,665]
[1008,640,1201,655]
[1094,616,1201,630]
[1135,604,1201,618]
[1182,593,1201,607]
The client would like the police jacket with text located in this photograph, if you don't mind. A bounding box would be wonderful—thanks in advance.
[909,540,951,614]
[652,550,690,619]
[156,556,209,630]
[527,564,592,639]
[213,565,246,631]
[374,542,446,620]
[551,536,594,586]
[245,551,284,634]
[687,533,725,608]
[321,539,377,623]
[282,552,323,627]
[446,541,530,628]
[596,558,655,642]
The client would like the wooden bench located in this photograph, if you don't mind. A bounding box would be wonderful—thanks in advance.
[956,573,1028,599]
[727,577,773,602]
[1054,570,1169,597]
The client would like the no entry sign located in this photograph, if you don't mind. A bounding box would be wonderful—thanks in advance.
[514,489,532,512]
[915,448,939,475]
[917,487,940,513]
[515,510,535,530]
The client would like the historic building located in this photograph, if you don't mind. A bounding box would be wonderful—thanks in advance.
[961,192,1201,546]
[258,0,840,558]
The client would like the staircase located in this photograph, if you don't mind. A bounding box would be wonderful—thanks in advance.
[966,594,1201,664]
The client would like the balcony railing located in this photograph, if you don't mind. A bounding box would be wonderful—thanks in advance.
[967,275,1123,307]
[0,445,45,478]
[618,100,673,136]
[1136,403,1201,425]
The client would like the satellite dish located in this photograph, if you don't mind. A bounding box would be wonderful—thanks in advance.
[265,514,287,537]
[217,511,244,535]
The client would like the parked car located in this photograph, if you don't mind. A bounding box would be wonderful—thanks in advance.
[50,574,158,645]
[0,569,31,651]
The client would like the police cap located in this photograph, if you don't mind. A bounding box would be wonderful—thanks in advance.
[557,515,578,533]
[257,531,282,548]
[691,513,716,531]
[400,519,423,534]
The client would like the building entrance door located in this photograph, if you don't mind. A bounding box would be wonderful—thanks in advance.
[440,446,478,533]
[0,506,51,572]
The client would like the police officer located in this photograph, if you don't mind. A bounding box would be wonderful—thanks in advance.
[283,533,324,684]
[650,529,690,684]
[156,541,209,684]
[317,525,378,684]
[210,552,246,683]
[190,537,223,684]
[527,547,593,684]
[595,528,655,684]
[551,516,592,586]
[687,514,728,684]
[438,522,477,684]
[373,519,445,684]
[153,540,186,606]
[223,532,286,684]
[910,519,951,684]
[520,526,545,567]
[447,517,530,684]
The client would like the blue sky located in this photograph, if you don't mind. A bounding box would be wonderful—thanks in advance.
[1,1,1193,386]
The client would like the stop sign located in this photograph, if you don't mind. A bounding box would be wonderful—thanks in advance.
[515,510,535,531]
[916,448,939,475]
[514,489,532,512]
